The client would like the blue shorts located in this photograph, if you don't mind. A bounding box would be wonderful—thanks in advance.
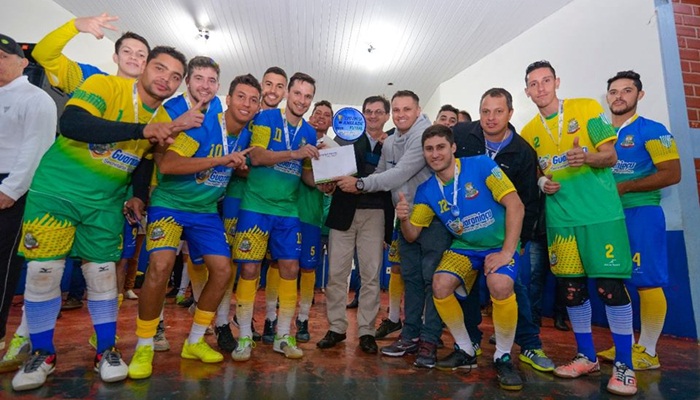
[300,222,321,270]
[624,206,668,288]
[120,220,138,259]
[145,206,229,260]
[436,247,519,300]
[233,209,301,263]
[222,196,242,244]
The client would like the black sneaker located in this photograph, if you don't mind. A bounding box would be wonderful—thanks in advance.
[380,337,418,357]
[295,319,310,343]
[494,354,523,391]
[215,323,238,352]
[436,345,478,371]
[413,340,437,368]
[262,319,277,345]
[251,319,262,342]
[375,318,402,339]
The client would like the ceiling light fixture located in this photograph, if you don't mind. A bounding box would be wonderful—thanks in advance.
[367,44,375,53]
[197,28,210,41]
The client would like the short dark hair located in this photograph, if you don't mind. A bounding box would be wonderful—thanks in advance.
[312,100,333,115]
[147,46,187,73]
[458,110,472,122]
[607,70,643,91]
[363,95,390,113]
[525,60,556,84]
[480,88,513,110]
[288,72,316,92]
[391,90,420,104]
[438,104,459,115]
[263,66,288,81]
[228,73,261,96]
[421,124,454,146]
[115,31,150,54]
[187,56,220,80]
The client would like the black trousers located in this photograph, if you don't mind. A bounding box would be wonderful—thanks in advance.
[0,193,26,339]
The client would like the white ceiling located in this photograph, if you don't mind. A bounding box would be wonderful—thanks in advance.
[53,0,573,106]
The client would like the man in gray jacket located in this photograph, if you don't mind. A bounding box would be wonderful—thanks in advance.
[336,90,451,368]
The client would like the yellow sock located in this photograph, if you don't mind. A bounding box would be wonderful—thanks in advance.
[117,293,124,309]
[277,277,298,337]
[136,317,160,339]
[637,287,666,356]
[235,277,257,338]
[491,294,517,360]
[188,261,209,301]
[434,294,473,353]
[388,271,404,322]
[265,266,281,320]
[298,271,316,321]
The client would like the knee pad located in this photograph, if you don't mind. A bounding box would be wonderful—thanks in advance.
[595,278,630,306]
[82,262,118,301]
[24,260,65,301]
[557,277,589,307]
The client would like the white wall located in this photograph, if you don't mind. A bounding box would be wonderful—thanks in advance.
[425,0,683,230]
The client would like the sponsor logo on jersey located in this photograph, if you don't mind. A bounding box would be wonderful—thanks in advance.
[102,149,141,173]
[620,135,635,148]
[23,232,39,249]
[462,210,495,233]
[612,160,636,175]
[195,168,213,184]
[659,134,673,148]
[89,143,116,158]
[150,227,165,241]
[464,183,479,199]
[567,118,580,134]
[491,167,503,180]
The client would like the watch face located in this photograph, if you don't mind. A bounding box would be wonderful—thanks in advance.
[356,179,364,190]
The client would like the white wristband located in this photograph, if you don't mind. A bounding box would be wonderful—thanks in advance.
[537,176,550,192]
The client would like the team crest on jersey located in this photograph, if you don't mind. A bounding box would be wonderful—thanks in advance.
[150,227,165,241]
[23,232,39,249]
[301,137,307,146]
[491,167,503,180]
[549,251,558,267]
[89,143,116,158]
[464,183,479,199]
[567,118,580,134]
[388,245,397,258]
[659,134,673,149]
[620,135,635,148]
[239,238,252,253]
[195,168,213,184]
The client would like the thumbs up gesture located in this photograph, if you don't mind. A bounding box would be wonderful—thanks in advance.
[566,136,586,167]
[396,192,410,221]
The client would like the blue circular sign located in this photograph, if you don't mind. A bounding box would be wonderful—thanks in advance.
[332,107,366,142]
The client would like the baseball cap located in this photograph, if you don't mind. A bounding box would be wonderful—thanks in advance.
[0,33,25,58]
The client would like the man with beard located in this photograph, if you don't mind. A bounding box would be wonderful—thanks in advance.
[232,72,319,361]
[596,70,680,371]
[13,46,190,391]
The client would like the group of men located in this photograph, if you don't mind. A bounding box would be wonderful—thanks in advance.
[0,12,680,397]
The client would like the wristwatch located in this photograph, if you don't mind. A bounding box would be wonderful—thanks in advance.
[355,178,365,191]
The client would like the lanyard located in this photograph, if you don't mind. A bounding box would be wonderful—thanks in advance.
[615,114,637,138]
[485,130,510,160]
[280,108,302,150]
[184,92,228,155]
[539,100,563,149]
[132,82,158,124]
[437,161,460,217]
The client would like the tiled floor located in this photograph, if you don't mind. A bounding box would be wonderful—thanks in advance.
[1,289,698,399]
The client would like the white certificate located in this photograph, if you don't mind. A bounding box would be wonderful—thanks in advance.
[311,145,357,183]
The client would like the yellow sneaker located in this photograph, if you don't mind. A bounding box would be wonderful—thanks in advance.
[0,334,31,373]
[596,346,616,362]
[89,332,119,350]
[128,345,154,380]
[632,344,660,370]
[181,337,223,363]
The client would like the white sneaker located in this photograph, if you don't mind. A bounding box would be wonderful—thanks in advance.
[12,350,56,391]
[273,335,303,359]
[231,336,255,362]
[125,290,138,300]
[154,323,170,352]
[94,347,128,383]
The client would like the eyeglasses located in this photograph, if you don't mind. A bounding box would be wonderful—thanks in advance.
[364,109,386,116]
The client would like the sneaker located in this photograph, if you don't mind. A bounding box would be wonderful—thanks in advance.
[273,334,303,359]
[494,354,523,391]
[89,332,119,350]
[11,350,56,391]
[94,347,128,383]
[597,346,616,362]
[472,342,482,357]
[181,337,224,363]
[128,345,154,379]
[489,334,496,345]
[177,296,194,308]
[175,294,185,304]
[295,319,310,343]
[519,348,555,372]
[380,337,419,357]
[607,361,637,396]
[554,353,601,378]
[215,323,238,353]
[262,319,277,344]
[436,345,477,371]
[61,297,83,310]
[125,290,138,300]
[375,318,402,339]
[154,322,170,352]
[632,344,660,370]
[251,319,262,342]
[0,334,31,373]
[414,340,437,368]
[231,336,255,362]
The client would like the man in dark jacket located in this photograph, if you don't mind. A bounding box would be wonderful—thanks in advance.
[452,87,555,372]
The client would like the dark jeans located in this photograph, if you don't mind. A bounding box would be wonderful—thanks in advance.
[529,236,567,320]
[0,193,26,339]
[464,245,542,350]
[398,219,452,344]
